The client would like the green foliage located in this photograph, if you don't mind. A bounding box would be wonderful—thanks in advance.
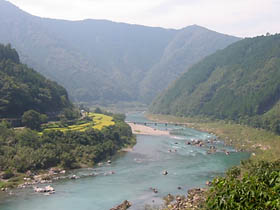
[0,114,134,173]
[206,160,280,210]
[1,169,14,179]
[94,107,103,114]
[0,44,72,118]
[61,108,80,120]
[22,110,47,130]
[151,34,280,134]
[0,43,19,63]
[60,152,75,169]
[140,25,240,102]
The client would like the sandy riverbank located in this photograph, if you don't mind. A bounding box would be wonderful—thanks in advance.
[128,123,170,136]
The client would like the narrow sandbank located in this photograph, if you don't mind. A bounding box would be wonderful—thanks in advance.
[128,123,170,136]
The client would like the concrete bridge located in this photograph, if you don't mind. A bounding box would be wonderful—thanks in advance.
[125,121,186,127]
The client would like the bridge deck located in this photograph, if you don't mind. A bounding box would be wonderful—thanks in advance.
[126,121,187,126]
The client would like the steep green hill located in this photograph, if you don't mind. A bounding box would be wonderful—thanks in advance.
[0,0,239,104]
[0,44,72,118]
[151,34,280,133]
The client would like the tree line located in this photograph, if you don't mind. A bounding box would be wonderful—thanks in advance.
[0,115,135,176]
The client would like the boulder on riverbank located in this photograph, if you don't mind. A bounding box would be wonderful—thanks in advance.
[34,185,55,194]
[164,188,207,209]
[70,175,80,180]
[110,200,131,210]
[49,167,65,175]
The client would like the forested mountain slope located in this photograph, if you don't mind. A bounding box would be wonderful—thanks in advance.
[151,34,280,133]
[0,44,72,117]
[0,0,239,103]
[140,25,240,102]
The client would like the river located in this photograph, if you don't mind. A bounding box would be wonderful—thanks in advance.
[0,112,249,210]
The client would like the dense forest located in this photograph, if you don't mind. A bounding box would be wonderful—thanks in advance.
[0,114,134,183]
[151,34,280,133]
[0,0,239,103]
[0,44,72,118]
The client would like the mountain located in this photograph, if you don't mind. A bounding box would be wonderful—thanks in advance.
[150,34,280,133]
[139,25,241,102]
[0,43,72,117]
[0,0,240,104]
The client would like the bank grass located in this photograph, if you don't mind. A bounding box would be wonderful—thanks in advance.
[147,114,280,162]
[0,173,25,189]
[40,113,115,134]
[0,181,6,188]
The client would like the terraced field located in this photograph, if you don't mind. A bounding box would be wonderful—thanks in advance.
[89,113,115,130]
[41,113,115,134]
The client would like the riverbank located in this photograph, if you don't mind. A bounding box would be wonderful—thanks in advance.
[1,112,254,210]
[147,114,280,162]
[0,138,137,194]
[128,123,170,136]
[0,115,136,192]
[146,114,280,210]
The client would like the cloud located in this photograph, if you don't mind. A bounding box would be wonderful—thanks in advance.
[7,0,280,37]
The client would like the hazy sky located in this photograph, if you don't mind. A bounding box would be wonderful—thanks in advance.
[7,0,280,37]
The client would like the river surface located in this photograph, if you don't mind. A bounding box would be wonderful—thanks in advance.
[0,112,250,210]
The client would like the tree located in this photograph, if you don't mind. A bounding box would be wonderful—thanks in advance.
[94,107,103,114]
[60,152,75,169]
[62,108,79,120]
[22,110,46,130]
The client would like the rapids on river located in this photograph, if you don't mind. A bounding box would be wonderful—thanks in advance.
[0,112,249,210]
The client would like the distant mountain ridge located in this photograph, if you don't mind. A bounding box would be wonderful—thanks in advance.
[0,0,240,104]
[140,25,240,102]
[150,34,280,133]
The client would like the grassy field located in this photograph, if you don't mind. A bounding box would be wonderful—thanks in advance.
[147,114,280,162]
[41,113,115,134]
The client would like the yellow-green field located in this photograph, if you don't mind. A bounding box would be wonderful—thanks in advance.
[41,113,115,134]
[88,113,115,130]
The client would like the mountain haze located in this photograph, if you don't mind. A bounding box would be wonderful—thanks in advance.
[151,34,280,133]
[0,0,240,104]
[140,25,241,102]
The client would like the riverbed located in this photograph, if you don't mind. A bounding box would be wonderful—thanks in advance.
[0,112,250,210]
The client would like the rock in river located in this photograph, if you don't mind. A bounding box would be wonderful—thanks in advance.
[110,200,131,210]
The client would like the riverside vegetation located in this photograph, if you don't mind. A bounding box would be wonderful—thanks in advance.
[0,44,135,190]
[150,34,280,209]
[0,112,135,189]
[151,34,280,135]
[148,114,280,209]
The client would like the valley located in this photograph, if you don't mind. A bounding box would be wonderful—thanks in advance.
[0,0,279,209]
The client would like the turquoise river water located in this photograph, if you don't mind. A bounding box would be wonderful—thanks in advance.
[0,112,250,210]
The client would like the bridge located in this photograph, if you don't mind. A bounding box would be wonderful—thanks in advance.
[125,121,187,127]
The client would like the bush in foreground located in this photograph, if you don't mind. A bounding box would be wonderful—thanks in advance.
[206,160,280,210]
